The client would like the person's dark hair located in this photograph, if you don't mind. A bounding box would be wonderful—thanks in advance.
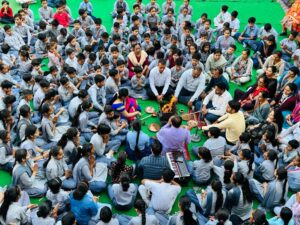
[78,89,88,99]
[77,143,93,158]
[132,119,143,159]
[112,151,127,180]
[248,17,256,23]
[162,168,175,183]
[97,123,111,135]
[0,109,10,130]
[0,130,8,144]
[72,100,92,127]
[134,66,143,74]
[14,148,27,164]
[43,146,62,168]
[151,139,162,156]
[47,178,62,194]
[61,211,76,225]
[23,124,38,143]
[58,127,79,149]
[198,147,212,162]
[285,83,297,95]
[171,115,182,128]
[228,100,241,112]
[1,80,13,89]
[288,139,300,149]
[252,209,269,225]
[215,208,230,225]
[134,199,146,225]
[241,149,253,174]
[73,181,89,200]
[232,172,253,203]
[277,167,288,204]
[273,108,284,133]
[280,207,293,225]
[37,200,52,218]
[260,90,269,99]
[215,82,227,91]
[99,206,112,223]
[94,74,105,84]
[120,172,131,192]
[267,150,278,168]
[289,66,300,76]
[109,88,129,105]
[264,23,272,31]
[212,180,224,213]
[208,127,221,138]
[239,132,251,143]
[178,196,198,225]
[0,186,21,220]
[1,43,10,54]
[3,95,16,106]
[221,5,229,12]
[223,160,234,185]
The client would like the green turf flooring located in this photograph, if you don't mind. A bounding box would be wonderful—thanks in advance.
[1,0,287,218]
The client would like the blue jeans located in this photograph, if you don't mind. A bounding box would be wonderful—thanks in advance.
[62,178,76,190]
[107,184,138,210]
[89,180,107,194]
[234,32,257,48]
[186,189,203,213]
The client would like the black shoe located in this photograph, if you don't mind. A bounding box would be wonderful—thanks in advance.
[280,32,287,36]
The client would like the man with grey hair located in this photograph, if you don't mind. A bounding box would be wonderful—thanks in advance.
[174,66,206,108]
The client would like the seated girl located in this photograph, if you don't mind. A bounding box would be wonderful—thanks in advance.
[224,172,253,224]
[41,103,69,144]
[111,152,134,184]
[118,199,159,225]
[72,100,97,142]
[254,150,277,183]
[261,168,288,212]
[46,178,70,215]
[125,119,151,161]
[57,127,81,167]
[20,125,49,168]
[73,143,107,194]
[31,200,58,225]
[12,148,47,197]
[167,195,199,225]
[107,172,137,210]
[186,180,226,224]
[205,208,232,225]
[0,186,37,225]
[0,130,15,172]
[188,147,214,186]
[44,146,75,190]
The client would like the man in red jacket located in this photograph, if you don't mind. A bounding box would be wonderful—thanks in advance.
[0,0,14,24]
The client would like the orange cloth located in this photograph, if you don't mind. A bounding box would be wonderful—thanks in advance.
[282,0,300,31]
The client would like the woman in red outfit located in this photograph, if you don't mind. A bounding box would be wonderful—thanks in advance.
[53,4,69,28]
[0,1,14,24]
[127,43,149,78]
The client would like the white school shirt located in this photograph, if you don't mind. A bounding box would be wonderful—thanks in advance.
[68,96,82,118]
[144,180,181,213]
[149,66,171,96]
[174,69,206,102]
[230,18,240,32]
[203,90,233,116]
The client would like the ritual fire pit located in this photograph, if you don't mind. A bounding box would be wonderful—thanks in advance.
[158,96,177,126]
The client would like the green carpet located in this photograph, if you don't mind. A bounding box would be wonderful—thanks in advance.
[2,0,286,218]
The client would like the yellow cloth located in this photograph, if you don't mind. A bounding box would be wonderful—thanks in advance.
[202,111,245,144]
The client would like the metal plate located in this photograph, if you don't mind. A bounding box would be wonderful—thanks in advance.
[148,123,161,132]
[145,106,155,114]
